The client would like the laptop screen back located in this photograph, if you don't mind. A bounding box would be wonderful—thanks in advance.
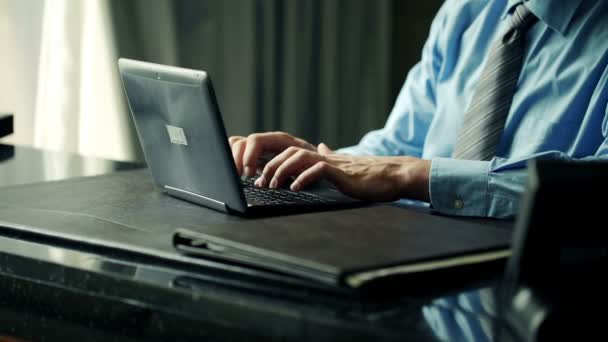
[118,58,246,212]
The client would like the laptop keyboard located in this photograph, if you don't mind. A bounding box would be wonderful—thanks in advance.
[241,177,334,206]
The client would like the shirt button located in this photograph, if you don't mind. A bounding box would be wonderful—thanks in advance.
[454,199,464,209]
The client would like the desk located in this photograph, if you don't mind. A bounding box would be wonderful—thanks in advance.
[0,144,506,341]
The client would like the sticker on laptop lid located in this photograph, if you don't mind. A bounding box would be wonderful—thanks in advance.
[165,125,188,146]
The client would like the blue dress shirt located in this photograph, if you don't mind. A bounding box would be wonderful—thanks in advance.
[338,0,608,218]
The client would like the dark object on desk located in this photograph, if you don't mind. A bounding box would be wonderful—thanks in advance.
[174,210,512,290]
[0,113,13,138]
[0,144,15,162]
[499,159,608,341]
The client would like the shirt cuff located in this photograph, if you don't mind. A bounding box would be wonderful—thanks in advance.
[429,157,491,217]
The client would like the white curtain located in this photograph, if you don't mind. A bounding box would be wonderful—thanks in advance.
[0,0,43,147]
[0,0,137,162]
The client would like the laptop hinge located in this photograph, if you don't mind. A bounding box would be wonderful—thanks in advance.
[164,185,229,213]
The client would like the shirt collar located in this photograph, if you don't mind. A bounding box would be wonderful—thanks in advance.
[501,0,583,36]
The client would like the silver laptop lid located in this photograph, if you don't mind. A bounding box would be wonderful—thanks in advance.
[118,58,247,213]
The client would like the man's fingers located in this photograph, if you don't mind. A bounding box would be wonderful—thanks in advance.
[242,134,269,177]
[256,147,300,187]
[242,132,293,177]
[229,135,246,175]
[228,136,245,148]
[270,150,318,189]
[317,143,334,155]
[290,161,343,192]
[231,139,247,175]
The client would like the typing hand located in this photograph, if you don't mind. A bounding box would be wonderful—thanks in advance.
[255,143,431,202]
[228,132,316,177]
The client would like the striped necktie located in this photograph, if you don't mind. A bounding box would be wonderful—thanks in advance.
[452,3,538,161]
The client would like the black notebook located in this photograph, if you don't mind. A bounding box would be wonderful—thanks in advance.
[174,205,512,289]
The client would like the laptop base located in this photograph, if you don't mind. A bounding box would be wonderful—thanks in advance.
[165,185,229,213]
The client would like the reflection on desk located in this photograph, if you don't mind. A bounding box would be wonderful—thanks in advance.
[0,144,143,187]
[424,288,498,342]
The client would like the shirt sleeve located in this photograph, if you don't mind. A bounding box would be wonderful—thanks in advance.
[336,1,449,157]
[430,142,608,219]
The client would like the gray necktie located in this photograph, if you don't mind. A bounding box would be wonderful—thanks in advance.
[452,3,537,161]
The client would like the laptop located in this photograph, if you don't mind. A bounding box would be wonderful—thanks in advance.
[118,58,361,215]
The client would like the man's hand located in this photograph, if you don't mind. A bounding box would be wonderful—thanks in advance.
[228,132,316,177]
[254,142,431,202]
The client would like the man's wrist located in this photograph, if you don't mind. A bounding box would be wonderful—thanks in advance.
[412,159,431,202]
[396,158,431,202]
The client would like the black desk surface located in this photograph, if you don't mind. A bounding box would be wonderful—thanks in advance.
[0,144,507,341]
